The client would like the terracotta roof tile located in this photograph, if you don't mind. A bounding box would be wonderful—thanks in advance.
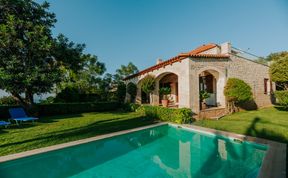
[124,44,229,80]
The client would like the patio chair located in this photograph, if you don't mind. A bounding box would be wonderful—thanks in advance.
[0,121,10,128]
[9,108,38,126]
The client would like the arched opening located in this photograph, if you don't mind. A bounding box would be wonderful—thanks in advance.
[157,73,179,107]
[199,70,220,110]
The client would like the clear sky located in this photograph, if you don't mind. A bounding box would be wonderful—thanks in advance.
[37,0,288,73]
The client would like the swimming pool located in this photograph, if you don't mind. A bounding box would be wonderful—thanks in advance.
[0,124,268,178]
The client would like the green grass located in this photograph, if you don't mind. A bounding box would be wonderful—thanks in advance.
[0,111,155,156]
[194,107,288,143]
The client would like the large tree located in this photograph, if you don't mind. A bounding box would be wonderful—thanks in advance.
[269,56,288,90]
[114,62,138,82]
[0,0,84,110]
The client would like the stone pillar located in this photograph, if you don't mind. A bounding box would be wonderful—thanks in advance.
[151,81,159,105]
[136,85,142,104]
[178,59,192,109]
[191,71,200,113]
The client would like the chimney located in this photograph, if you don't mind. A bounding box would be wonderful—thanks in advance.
[220,42,231,54]
[156,58,163,64]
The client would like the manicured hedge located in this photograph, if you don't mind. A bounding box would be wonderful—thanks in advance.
[275,91,288,108]
[0,102,120,119]
[136,105,193,124]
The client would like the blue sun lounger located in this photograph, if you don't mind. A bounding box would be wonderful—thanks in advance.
[9,108,38,126]
[0,121,10,128]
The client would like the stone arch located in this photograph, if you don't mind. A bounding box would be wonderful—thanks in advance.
[197,67,226,110]
[155,72,179,106]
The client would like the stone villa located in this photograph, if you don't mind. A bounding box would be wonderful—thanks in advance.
[124,42,274,117]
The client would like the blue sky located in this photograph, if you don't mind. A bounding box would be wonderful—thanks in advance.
[37,0,288,73]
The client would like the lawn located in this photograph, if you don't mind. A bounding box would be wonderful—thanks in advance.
[0,111,155,156]
[194,107,288,144]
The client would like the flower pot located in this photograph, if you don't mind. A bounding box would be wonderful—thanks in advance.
[161,99,169,107]
[201,101,207,110]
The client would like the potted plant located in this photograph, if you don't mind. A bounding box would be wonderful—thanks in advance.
[200,90,210,110]
[159,87,171,107]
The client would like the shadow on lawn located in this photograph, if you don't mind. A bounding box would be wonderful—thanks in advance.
[245,117,287,143]
[0,116,155,149]
[274,106,288,111]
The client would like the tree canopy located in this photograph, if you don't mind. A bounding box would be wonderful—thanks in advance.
[114,62,138,82]
[269,56,288,90]
[224,78,253,113]
[0,0,60,108]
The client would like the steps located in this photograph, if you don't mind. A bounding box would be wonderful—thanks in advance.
[198,107,227,119]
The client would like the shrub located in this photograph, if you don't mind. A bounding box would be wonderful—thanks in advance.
[122,103,140,112]
[141,75,155,95]
[224,78,253,113]
[136,105,193,124]
[0,96,18,105]
[126,82,137,102]
[269,57,288,90]
[55,86,80,103]
[39,96,55,104]
[159,87,171,100]
[274,91,288,108]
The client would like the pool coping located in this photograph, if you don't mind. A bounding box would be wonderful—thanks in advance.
[0,122,286,178]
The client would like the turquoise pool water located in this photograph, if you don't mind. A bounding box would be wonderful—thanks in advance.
[0,124,267,178]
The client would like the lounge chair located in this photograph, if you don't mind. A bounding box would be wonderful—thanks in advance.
[9,108,38,126]
[0,121,10,128]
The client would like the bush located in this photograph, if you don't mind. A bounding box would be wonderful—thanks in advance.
[224,78,253,113]
[122,103,140,112]
[141,75,155,95]
[126,82,137,102]
[116,82,127,103]
[39,96,55,104]
[136,105,193,124]
[274,91,288,108]
[0,102,120,119]
[55,86,80,102]
[0,96,18,105]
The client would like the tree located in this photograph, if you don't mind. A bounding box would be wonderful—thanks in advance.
[116,82,126,103]
[269,57,288,90]
[114,62,138,82]
[141,75,155,103]
[256,51,288,64]
[58,54,106,93]
[224,78,253,113]
[0,0,60,111]
[126,82,137,102]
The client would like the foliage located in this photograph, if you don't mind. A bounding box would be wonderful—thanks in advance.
[55,86,80,103]
[58,53,106,93]
[114,62,139,82]
[269,57,288,90]
[116,82,127,103]
[266,51,288,62]
[274,91,288,108]
[0,0,58,108]
[136,105,193,124]
[255,51,288,64]
[0,96,18,105]
[224,78,253,113]
[39,96,55,104]
[141,75,156,94]
[159,87,171,96]
[122,103,140,112]
[200,90,210,102]
[126,82,137,102]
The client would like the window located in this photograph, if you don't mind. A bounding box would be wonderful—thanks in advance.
[264,78,269,94]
